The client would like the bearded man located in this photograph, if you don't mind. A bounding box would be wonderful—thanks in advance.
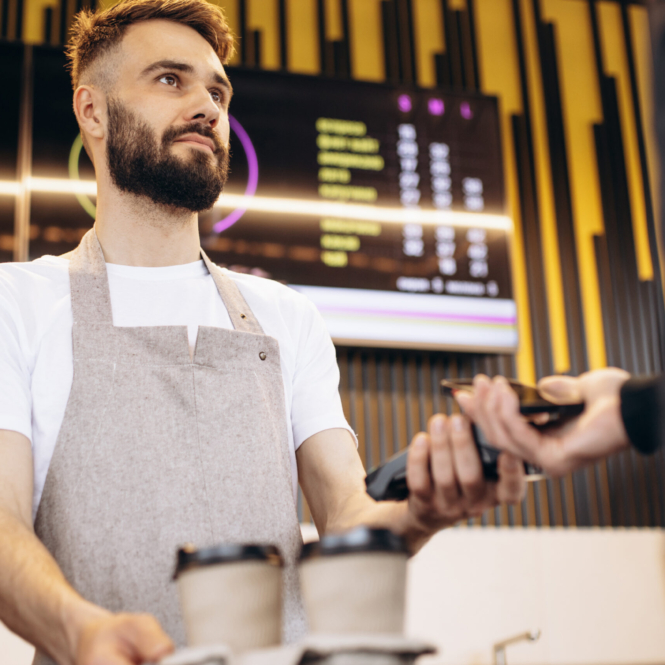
[0,1,526,664]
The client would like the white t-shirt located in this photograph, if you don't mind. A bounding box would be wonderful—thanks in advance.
[0,256,355,520]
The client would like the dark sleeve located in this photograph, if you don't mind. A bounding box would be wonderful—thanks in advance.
[620,375,665,455]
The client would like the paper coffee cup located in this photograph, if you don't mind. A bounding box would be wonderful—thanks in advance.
[174,543,283,652]
[299,527,409,634]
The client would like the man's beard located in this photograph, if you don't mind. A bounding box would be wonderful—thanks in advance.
[106,98,230,212]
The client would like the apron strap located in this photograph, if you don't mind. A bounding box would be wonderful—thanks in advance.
[199,250,265,335]
[68,228,114,326]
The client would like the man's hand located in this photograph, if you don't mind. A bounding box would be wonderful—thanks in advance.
[75,613,174,665]
[297,420,526,556]
[454,369,631,477]
[403,413,526,537]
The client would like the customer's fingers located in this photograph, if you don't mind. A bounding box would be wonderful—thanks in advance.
[537,375,582,404]
[407,433,432,500]
[428,414,460,506]
[495,452,526,504]
[449,415,485,505]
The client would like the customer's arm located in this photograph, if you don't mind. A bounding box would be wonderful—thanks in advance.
[453,368,646,477]
[619,375,665,455]
[296,414,526,554]
[0,429,174,665]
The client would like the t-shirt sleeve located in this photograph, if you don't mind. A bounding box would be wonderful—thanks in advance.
[620,374,665,455]
[0,276,32,441]
[290,298,357,449]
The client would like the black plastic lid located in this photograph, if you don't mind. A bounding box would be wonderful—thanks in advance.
[299,526,408,561]
[174,543,283,579]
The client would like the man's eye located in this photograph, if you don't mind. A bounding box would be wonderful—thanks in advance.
[159,75,177,86]
[210,89,223,104]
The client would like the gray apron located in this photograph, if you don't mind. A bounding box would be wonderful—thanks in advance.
[33,229,306,664]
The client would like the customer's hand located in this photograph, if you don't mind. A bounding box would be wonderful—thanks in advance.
[454,369,632,477]
[76,612,174,665]
[405,413,526,534]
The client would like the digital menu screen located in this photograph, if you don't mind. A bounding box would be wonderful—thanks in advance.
[0,45,517,352]
[205,70,517,351]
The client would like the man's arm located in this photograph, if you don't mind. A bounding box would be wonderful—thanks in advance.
[0,430,174,665]
[296,414,526,554]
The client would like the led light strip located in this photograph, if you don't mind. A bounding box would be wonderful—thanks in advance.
[0,178,513,230]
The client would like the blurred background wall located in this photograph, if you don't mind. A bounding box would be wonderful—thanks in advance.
[0,0,663,530]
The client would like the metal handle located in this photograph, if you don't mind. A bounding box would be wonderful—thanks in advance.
[493,629,541,665]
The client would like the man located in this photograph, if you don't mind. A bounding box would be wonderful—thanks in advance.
[0,1,526,664]
[455,370,662,477]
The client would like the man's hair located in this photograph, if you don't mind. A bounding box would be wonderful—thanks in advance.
[66,0,235,90]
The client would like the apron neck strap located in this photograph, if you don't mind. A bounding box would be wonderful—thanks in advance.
[199,249,264,334]
[68,229,265,335]
[68,228,114,325]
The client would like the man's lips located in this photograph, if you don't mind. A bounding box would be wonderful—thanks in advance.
[173,134,216,153]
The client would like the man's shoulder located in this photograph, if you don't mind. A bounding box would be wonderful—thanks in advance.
[0,255,70,312]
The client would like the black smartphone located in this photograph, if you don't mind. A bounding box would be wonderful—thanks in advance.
[440,378,585,418]
[365,379,584,501]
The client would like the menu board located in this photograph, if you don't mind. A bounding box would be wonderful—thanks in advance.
[0,45,517,351]
[204,69,517,351]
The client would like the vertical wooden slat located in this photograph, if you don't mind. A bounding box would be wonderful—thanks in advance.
[466,0,480,89]
[432,354,445,417]
[421,353,434,427]
[535,478,549,528]
[584,467,600,527]
[279,0,288,69]
[364,353,382,471]
[317,0,327,73]
[403,355,418,442]
[239,0,249,65]
[523,480,536,527]
[391,354,408,454]
[382,0,400,84]
[379,354,395,458]
[351,351,367,468]
[1,0,9,39]
[595,460,613,528]
[560,475,576,527]
[654,448,665,527]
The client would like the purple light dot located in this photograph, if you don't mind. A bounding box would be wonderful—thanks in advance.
[460,102,473,120]
[398,94,412,113]
[428,98,445,116]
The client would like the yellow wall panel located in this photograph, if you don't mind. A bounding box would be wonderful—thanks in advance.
[325,0,342,41]
[520,0,570,374]
[475,0,535,384]
[630,6,661,269]
[287,0,319,74]
[412,0,444,88]
[541,0,606,369]
[23,0,57,44]
[349,0,383,82]
[598,1,653,280]
[247,0,279,69]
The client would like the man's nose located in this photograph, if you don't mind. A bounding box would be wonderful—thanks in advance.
[186,85,221,128]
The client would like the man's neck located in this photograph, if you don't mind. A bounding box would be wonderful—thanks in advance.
[93,181,202,267]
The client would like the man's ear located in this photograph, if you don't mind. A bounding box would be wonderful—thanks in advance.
[73,85,107,144]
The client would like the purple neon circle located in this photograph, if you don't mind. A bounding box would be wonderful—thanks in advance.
[213,115,259,233]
